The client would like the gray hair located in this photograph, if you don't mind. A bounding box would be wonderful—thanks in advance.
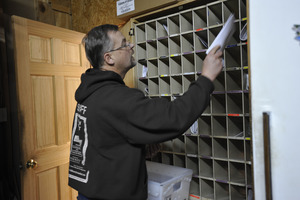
[82,24,118,68]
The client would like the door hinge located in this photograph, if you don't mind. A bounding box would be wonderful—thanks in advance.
[19,163,23,170]
[0,108,7,122]
[129,28,134,36]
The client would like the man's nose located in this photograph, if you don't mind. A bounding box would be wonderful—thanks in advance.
[129,42,134,49]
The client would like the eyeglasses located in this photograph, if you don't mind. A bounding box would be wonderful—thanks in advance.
[106,41,132,53]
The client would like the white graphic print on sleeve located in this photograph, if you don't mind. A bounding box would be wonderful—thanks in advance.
[69,112,89,183]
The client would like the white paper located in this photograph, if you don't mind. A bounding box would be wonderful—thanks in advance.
[116,0,135,16]
[163,24,169,34]
[142,65,148,77]
[244,73,249,90]
[206,14,236,54]
[190,120,198,135]
[240,22,247,41]
[197,35,208,48]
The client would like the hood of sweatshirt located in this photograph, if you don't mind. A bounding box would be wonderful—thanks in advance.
[75,68,125,103]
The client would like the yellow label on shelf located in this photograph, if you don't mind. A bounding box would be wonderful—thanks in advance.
[170,54,180,57]
[244,66,249,69]
[242,17,247,21]
[245,137,251,140]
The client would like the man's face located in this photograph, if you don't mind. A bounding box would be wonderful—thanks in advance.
[108,31,136,72]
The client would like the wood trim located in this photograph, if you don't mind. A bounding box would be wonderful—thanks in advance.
[30,62,85,77]
[12,15,37,200]
[34,143,71,173]
[13,16,85,43]
[132,0,197,21]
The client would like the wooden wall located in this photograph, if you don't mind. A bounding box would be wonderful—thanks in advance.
[3,0,201,34]
[2,0,127,33]
[37,0,72,29]
[71,0,127,33]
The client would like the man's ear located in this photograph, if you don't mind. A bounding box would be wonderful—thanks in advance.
[104,52,114,65]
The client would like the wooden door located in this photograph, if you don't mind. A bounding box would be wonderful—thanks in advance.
[12,16,89,200]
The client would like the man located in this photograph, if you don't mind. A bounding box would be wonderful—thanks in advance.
[68,24,223,200]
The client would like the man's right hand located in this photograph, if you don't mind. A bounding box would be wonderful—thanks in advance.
[201,46,223,82]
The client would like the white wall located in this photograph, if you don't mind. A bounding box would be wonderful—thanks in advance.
[249,0,300,199]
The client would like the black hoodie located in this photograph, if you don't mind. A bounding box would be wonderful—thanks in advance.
[68,68,214,200]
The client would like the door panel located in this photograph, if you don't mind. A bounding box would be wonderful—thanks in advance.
[65,77,81,136]
[32,76,56,148]
[37,168,59,200]
[12,16,89,200]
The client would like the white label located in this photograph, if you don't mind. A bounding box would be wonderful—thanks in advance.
[69,111,90,183]
[117,0,135,16]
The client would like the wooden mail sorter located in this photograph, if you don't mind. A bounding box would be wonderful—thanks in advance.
[135,0,251,199]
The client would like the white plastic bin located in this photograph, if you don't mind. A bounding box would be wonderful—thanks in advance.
[146,161,193,200]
